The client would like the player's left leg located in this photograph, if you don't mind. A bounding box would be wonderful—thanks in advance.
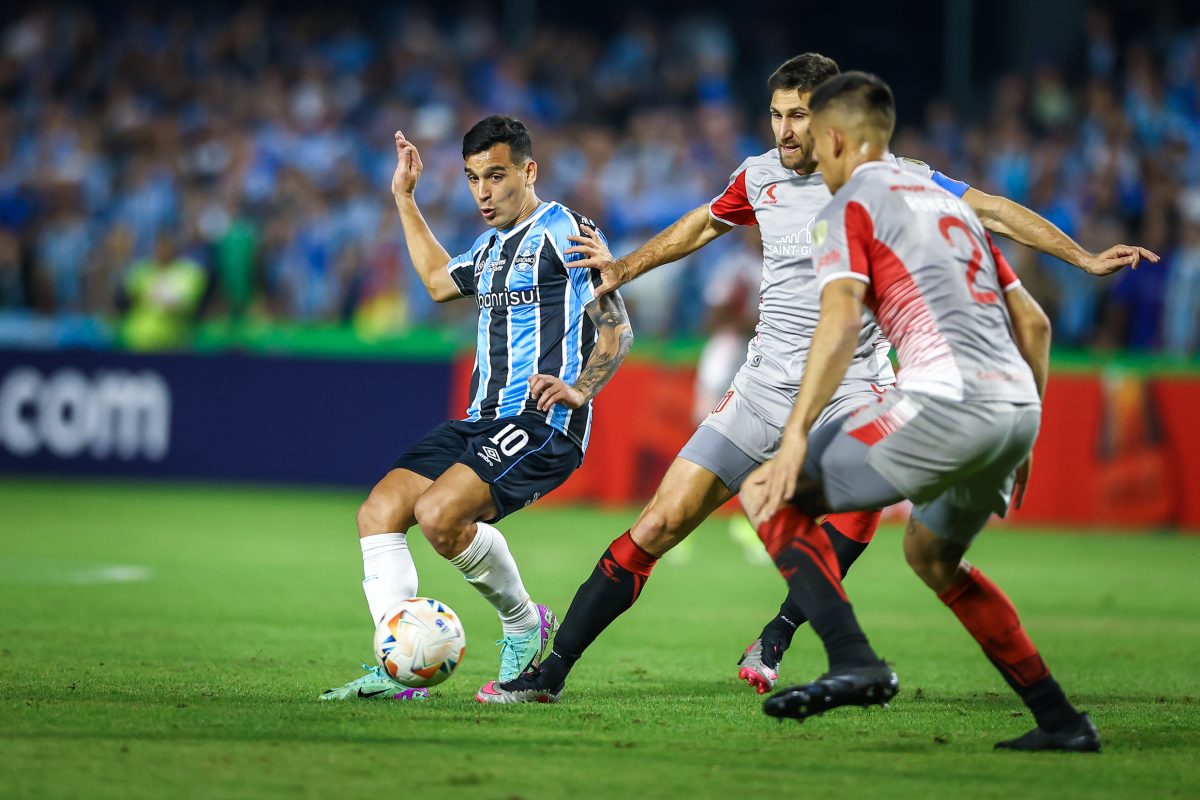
[420,415,583,684]
[414,463,554,682]
[903,510,1099,752]
[476,454,735,704]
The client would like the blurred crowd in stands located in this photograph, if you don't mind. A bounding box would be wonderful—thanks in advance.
[0,5,1198,355]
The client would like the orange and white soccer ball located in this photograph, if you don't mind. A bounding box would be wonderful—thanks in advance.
[373,598,467,688]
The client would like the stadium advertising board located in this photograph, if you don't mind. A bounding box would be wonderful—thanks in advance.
[449,355,1200,532]
[0,349,452,486]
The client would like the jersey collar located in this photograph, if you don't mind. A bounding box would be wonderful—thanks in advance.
[850,160,895,180]
[497,201,554,242]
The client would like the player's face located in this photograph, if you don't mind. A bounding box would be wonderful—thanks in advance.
[810,113,847,193]
[464,144,538,229]
[770,89,816,172]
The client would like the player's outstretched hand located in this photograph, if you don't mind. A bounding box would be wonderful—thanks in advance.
[528,374,587,411]
[1011,455,1032,511]
[1082,244,1160,276]
[392,130,424,196]
[565,226,625,296]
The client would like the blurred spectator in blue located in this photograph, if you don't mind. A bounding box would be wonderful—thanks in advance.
[0,3,1194,358]
[1164,195,1200,356]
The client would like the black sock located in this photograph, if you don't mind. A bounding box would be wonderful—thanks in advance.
[536,531,657,689]
[809,603,879,672]
[764,507,881,673]
[991,661,1080,732]
[759,521,870,647]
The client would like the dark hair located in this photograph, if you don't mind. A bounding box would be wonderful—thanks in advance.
[808,71,896,137]
[767,53,840,94]
[462,115,533,162]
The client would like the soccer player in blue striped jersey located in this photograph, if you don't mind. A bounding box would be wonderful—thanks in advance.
[319,116,633,702]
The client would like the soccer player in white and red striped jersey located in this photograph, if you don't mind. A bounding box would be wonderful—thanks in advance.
[741,72,1099,752]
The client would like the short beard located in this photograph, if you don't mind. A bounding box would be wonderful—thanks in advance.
[778,142,815,172]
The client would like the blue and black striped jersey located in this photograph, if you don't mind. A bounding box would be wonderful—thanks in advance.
[446,201,614,453]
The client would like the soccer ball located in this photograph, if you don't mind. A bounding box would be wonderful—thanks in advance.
[373,598,467,688]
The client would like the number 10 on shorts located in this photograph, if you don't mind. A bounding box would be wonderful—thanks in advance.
[489,423,529,457]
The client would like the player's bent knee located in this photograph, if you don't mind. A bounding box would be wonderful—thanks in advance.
[631,502,694,555]
[357,494,404,538]
[413,493,470,558]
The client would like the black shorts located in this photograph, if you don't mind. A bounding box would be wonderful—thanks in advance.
[392,414,582,522]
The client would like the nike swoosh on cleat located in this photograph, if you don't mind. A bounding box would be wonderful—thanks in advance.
[357,688,389,698]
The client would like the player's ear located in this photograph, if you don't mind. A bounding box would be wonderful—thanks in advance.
[831,128,845,160]
[525,159,538,187]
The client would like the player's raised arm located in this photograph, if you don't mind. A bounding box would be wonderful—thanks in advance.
[529,292,634,411]
[563,205,733,296]
[390,131,465,303]
[962,187,1159,276]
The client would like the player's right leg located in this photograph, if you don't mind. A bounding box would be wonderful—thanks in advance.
[320,420,469,701]
[738,387,889,694]
[476,455,733,704]
[754,414,910,720]
[318,467,433,701]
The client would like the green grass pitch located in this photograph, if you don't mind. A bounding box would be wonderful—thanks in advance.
[1,478,1198,799]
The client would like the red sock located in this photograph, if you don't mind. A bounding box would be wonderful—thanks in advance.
[822,509,882,545]
[758,506,846,598]
[604,531,657,602]
[938,566,1049,687]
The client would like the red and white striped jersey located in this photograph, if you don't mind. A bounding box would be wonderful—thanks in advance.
[811,160,1037,404]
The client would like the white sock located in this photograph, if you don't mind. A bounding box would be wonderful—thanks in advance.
[449,522,540,635]
[361,532,418,625]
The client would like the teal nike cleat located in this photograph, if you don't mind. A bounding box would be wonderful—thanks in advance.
[318,664,430,701]
[495,604,558,683]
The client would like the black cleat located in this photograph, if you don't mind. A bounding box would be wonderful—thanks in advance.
[763,663,898,721]
[994,712,1101,753]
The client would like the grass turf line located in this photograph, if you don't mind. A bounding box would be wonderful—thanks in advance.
[1,478,1197,799]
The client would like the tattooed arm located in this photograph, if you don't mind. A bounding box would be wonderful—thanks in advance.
[528,291,635,411]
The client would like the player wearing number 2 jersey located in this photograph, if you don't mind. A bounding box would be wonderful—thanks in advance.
[319,115,633,702]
